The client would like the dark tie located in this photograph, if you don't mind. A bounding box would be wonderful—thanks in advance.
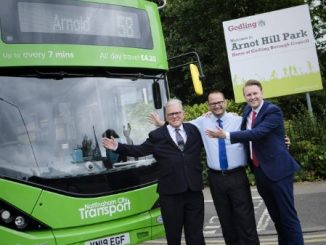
[251,111,259,167]
[175,128,185,151]
[217,119,228,170]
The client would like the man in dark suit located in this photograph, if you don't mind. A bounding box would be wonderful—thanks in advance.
[102,98,206,245]
[206,80,304,245]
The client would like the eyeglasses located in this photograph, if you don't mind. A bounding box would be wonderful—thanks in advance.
[166,111,182,118]
[208,100,225,107]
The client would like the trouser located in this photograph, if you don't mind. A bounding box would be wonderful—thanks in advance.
[159,190,206,245]
[254,167,304,245]
[208,167,260,245]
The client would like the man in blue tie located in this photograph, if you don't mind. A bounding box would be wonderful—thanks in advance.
[206,80,304,245]
[192,91,259,245]
[216,118,228,170]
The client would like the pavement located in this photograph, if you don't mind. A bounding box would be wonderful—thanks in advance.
[145,181,326,244]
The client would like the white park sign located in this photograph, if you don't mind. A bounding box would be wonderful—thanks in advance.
[223,4,323,102]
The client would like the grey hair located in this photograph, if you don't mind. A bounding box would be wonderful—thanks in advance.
[164,98,183,110]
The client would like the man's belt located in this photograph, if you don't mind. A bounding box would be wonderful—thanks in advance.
[209,166,245,175]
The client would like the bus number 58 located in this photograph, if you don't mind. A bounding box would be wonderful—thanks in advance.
[117,16,134,38]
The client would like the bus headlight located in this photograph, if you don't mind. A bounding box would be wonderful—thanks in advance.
[15,216,28,229]
[0,200,49,231]
[1,209,14,223]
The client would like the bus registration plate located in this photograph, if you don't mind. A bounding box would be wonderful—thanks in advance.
[85,233,130,245]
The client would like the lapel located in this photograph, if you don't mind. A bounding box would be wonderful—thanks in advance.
[241,106,251,130]
[253,101,269,127]
[163,123,191,151]
[242,101,270,129]
[183,123,192,149]
[163,125,181,150]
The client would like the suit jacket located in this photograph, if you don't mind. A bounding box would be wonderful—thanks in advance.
[230,101,300,181]
[116,123,204,195]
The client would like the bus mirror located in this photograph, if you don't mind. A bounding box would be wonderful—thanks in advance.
[152,81,162,109]
[190,64,203,96]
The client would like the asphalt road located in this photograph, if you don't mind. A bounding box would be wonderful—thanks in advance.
[145,181,326,245]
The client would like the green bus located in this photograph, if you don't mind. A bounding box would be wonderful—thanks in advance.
[0,0,199,244]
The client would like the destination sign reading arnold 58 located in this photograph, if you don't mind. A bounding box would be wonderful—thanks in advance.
[223,4,323,102]
[0,0,152,48]
[0,0,168,70]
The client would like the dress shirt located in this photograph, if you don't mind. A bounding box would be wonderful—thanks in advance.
[191,112,247,170]
[167,124,187,145]
[246,100,264,129]
[245,101,264,160]
[225,100,265,139]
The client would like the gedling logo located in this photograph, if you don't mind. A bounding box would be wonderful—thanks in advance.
[228,22,257,32]
[79,197,131,220]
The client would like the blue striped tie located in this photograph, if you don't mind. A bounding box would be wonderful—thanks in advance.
[217,119,228,170]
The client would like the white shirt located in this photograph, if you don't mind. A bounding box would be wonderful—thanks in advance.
[246,100,264,160]
[167,124,187,145]
[191,112,247,170]
[246,100,264,130]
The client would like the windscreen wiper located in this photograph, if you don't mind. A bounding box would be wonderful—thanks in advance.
[0,68,94,79]
[103,70,163,80]
[34,69,94,79]
[0,97,39,168]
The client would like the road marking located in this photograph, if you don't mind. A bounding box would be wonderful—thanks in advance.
[257,208,271,232]
[204,216,221,235]
[205,194,272,234]
[145,233,326,244]
[204,200,213,203]
[254,199,265,209]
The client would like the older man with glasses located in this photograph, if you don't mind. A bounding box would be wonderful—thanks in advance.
[103,98,206,245]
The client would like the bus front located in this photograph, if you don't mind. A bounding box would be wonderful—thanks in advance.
[0,0,168,244]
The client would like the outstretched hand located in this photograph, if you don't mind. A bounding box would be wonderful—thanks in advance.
[102,136,118,150]
[123,123,131,137]
[285,135,291,149]
[202,111,212,117]
[148,112,165,127]
[205,128,226,139]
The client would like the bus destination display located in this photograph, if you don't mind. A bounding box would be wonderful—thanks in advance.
[0,0,153,48]
[18,2,140,38]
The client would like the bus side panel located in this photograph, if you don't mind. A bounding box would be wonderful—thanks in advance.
[53,212,153,244]
[0,179,42,213]
[0,228,55,245]
[32,185,159,228]
[149,208,166,240]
